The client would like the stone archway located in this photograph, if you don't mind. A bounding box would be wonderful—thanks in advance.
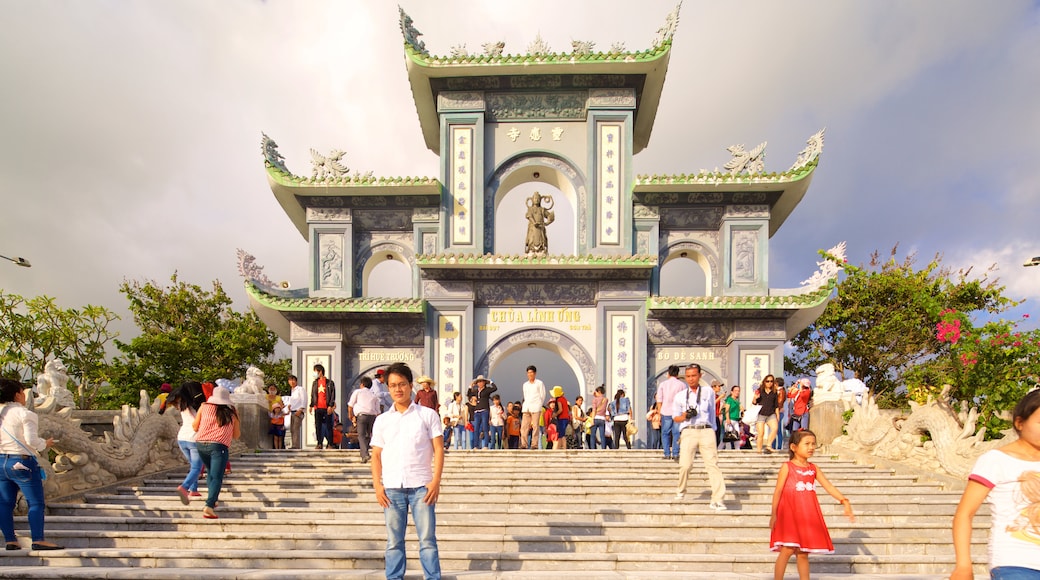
[475,327,596,401]
[484,153,588,254]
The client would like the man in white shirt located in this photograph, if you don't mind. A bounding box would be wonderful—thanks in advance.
[286,375,307,450]
[672,363,728,511]
[370,362,444,580]
[654,365,686,461]
[371,368,392,411]
[348,376,382,463]
[519,365,546,450]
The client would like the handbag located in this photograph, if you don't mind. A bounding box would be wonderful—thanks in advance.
[743,403,762,424]
[465,422,474,432]
[626,422,638,437]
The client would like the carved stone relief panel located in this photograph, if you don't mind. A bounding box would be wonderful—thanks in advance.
[660,207,724,230]
[412,207,439,223]
[353,210,414,231]
[597,281,649,299]
[317,233,345,289]
[724,205,770,219]
[476,282,596,306]
[422,280,474,300]
[486,91,588,121]
[733,319,786,339]
[307,208,352,223]
[731,229,759,284]
[587,88,637,109]
[645,319,731,345]
[290,321,343,342]
[421,232,438,255]
[633,204,659,219]
[437,91,486,112]
[342,322,425,347]
[636,230,651,255]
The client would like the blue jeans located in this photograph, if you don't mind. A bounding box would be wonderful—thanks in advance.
[384,486,440,580]
[489,425,503,449]
[592,418,606,449]
[660,415,678,457]
[648,427,661,450]
[0,454,45,542]
[991,567,1040,579]
[472,410,489,449]
[313,408,333,448]
[452,424,468,450]
[195,442,229,509]
[177,440,202,492]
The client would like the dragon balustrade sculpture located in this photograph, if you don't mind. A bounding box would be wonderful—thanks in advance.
[835,385,1012,479]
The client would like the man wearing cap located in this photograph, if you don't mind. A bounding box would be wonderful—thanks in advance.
[466,375,497,449]
[654,365,685,461]
[371,369,392,412]
[348,376,381,463]
[549,386,571,449]
[672,363,728,511]
[520,366,546,450]
[414,376,439,411]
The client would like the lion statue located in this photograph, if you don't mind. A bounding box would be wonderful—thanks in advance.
[236,366,266,395]
[814,363,868,406]
[35,359,77,411]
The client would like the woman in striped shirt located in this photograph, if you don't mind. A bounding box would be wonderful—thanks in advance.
[192,386,240,519]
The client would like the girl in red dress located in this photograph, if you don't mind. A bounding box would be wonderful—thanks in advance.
[770,430,855,579]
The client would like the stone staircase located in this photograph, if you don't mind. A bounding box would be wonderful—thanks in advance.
[1,448,988,578]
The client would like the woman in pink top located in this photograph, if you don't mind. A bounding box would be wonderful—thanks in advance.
[192,386,240,519]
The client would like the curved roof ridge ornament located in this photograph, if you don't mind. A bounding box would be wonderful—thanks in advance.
[310,149,350,179]
[398,6,428,56]
[482,41,505,57]
[261,132,290,175]
[789,128,826,171]
[528,33,550,56]
[236,249,278,290]
[653,1,683,49]
[800,241,847,291]
[724,141,767,176]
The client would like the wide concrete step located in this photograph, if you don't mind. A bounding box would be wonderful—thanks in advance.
[5,448,986,577]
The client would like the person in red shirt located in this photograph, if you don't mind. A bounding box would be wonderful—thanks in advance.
[308,364,336,450]
[413,376,439,411]
[788,378,813,432]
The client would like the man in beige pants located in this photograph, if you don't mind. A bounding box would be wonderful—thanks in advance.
[519,365,545,449]
[672,364,728,511]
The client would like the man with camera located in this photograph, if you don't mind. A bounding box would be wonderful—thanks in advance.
[672,364,728,511]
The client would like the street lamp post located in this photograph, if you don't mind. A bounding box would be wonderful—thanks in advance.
[0,254,31,268]
[1025,257,1040,268]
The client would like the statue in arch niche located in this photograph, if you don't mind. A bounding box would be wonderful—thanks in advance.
[524,191,555,255]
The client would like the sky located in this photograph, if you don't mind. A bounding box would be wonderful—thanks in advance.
[2,1,1039,387]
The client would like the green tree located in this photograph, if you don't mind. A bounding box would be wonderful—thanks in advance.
[786,246,1012,406]
[112,274,280,401]
[0,291,118,408]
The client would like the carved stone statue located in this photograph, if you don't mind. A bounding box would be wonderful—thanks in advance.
[813,363,844,403]
[236,367,266,395]
[35,359,77,411]
[524,192,555,255]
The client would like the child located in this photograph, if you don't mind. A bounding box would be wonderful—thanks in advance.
[506,407,521,449]
[951,389,1040,579]
[770,429,854,580]
[269,401,286,449]
[442,416,453,450]
[489,395,505,450]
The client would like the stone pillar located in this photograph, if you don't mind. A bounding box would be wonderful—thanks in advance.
[231,392,270,450]
[808,400,845,445]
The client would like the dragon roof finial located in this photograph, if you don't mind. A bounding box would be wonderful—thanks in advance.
[398,6,428,56]
[653,1,683,48]
[789,128,826,171]
[261,132,290,174]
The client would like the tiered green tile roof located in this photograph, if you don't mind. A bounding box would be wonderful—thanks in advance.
[635,158,818,187]
[244,281,424,314]
[265,164,441,189]
[416,253,658,268]
[648,279,836,311]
